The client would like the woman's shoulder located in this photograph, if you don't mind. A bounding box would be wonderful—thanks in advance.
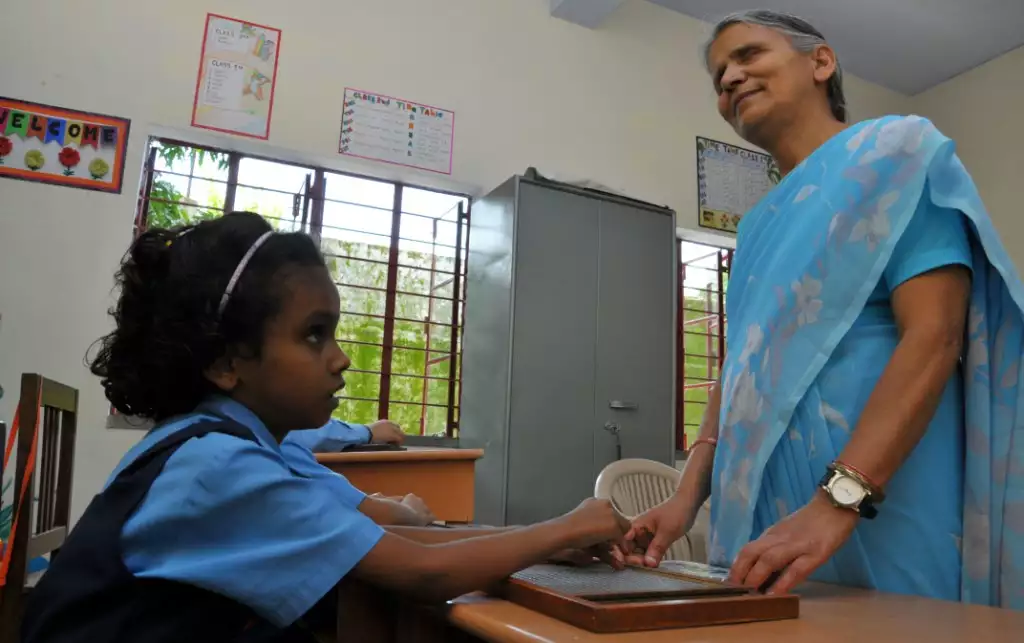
[856,113,937,127]
[841,114,953,166]
[854,114,949,142]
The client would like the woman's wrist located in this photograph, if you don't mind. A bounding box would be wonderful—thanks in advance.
[832,459,885,498]
[676,445,714,513]
[666,489,702,527]
[810,488,861,525]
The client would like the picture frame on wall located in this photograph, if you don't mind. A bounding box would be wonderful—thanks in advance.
[696,136,779,234]
[0,97,131,194]
[190,13,282,140]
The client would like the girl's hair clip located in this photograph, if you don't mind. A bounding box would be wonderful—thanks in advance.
[166,228,194,248]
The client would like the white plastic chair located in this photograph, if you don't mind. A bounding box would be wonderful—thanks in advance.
[594,458,709,563]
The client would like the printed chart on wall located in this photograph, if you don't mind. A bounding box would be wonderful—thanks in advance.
[0,97,131,193]
[340,88,454,174]
[191,13,280,139]
[696,136,780,234]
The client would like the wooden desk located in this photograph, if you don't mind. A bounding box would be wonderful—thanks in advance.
[446,585,1024,642]
[316,447,483,523]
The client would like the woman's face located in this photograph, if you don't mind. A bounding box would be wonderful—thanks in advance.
[707,23,834,140]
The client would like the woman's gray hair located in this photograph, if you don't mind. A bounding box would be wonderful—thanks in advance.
[703,10,847,123]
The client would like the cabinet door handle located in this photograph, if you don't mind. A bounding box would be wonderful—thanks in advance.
[609,400,638,410]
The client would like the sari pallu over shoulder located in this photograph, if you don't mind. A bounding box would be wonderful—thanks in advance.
[709,115,1024,609]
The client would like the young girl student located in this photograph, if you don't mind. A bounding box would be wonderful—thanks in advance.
[21,212,629,643]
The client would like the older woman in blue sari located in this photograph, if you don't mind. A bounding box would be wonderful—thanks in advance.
[623,11,1023,609]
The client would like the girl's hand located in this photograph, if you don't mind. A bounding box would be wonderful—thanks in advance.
[563,498,631,561]
[367,492,436,526]
[399,493,436,526]
[547,545,623,569]
[368,420,405,445]
[728,492,859,594]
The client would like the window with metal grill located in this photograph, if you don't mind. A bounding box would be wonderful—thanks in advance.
[676,240,731,451]
[127,137,469,438]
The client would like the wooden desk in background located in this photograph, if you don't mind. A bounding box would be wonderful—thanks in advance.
[316,447,483,523]
[445,584,1024,642]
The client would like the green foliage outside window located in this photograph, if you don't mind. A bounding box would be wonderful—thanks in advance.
[144,143,459,437]
[680,271,728,447]
[145,144,228,229]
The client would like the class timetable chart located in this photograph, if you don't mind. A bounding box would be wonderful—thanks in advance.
[339,88,455,175]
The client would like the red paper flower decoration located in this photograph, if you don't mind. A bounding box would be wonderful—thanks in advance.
[59,147,81,167]
[0,136,12,158]
[59,146,81,176]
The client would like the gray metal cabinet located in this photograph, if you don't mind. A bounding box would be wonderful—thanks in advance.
[460,175,677,526]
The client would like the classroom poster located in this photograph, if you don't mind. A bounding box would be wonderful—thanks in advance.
[0,97,131,193]
[696,136,780,234]
[190,14,281,140]
[339,88,455,175]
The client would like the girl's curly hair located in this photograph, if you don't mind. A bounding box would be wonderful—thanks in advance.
[89,211,325,420]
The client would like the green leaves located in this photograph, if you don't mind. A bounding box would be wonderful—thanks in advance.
[146,144,228,230]
[154,144,228,173]
[324,238,457,436]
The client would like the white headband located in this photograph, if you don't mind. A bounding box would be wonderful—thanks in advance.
[217,230,274,318]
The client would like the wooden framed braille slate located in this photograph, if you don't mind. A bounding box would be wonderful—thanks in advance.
[493,563,799,633]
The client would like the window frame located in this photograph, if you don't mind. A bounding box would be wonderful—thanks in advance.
[676,235,732,452]
[116,136,470,440]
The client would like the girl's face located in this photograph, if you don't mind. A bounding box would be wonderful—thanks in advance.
[226,265,350,437]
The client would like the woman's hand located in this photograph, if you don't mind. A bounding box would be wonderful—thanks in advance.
[729,492,858,594]
[620,496,696,568]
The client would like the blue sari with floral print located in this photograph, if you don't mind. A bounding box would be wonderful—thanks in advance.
[709,115,1024,609]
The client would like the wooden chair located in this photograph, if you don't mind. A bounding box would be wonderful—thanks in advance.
[1,421,6,551]
[0,374,78,640]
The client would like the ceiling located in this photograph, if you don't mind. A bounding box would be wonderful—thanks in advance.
[647,0,1024,95]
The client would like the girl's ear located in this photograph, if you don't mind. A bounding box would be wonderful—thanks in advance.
[204,354,240,392]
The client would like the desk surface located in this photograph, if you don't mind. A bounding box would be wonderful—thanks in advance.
[447,584,1024,642]
[316,446,484,464]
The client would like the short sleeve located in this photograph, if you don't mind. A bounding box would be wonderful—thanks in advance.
[122,434,384,627]
[278,439,369,508]
[883,198,972,292]
[283,419,371,453]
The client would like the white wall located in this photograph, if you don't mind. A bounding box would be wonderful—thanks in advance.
[914,45,1024,265]
[0,0,909,518]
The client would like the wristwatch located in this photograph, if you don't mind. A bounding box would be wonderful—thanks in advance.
[818,462,883,519]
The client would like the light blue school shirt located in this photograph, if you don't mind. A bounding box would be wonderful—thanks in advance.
[105,397,384,628]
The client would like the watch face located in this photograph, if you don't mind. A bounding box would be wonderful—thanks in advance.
[831,475,866,506]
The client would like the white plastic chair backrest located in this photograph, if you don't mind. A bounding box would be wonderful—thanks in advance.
[594,458,707,562]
